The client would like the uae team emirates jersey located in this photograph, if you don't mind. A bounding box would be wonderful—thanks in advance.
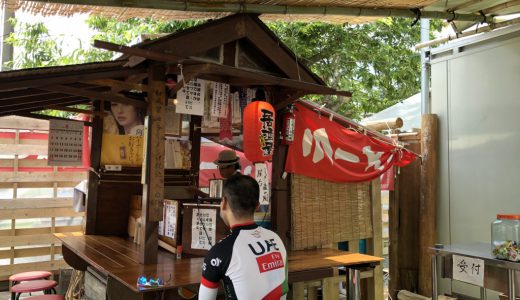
[200,222,288,300]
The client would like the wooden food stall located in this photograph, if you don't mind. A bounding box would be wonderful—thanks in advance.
[0,13,387,300]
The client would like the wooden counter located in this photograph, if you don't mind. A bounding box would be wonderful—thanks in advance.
[56,233,383,298]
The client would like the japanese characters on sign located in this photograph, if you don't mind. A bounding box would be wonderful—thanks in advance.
[285,102,416,183]
[452,255,484,287]
[163,200,178,239]
[211,82,230,118]
[48,119,84,166]
[191,208,217,250]
[231,92,242,125]
[176,76,206,116]
[259,109,275,156]
[255,163,270,205]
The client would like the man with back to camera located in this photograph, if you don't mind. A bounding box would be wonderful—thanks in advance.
[198,175,288,300]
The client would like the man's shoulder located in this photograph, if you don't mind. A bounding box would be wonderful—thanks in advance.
[207,231,237,255]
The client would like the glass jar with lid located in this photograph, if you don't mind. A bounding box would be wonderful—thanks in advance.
[491,214,520,261]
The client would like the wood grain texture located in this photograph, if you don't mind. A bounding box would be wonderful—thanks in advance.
[418,114,438,297]
[58,233,383,295]
[366,178,384,300]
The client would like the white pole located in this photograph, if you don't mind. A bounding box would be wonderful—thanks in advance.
[420,19,430,115]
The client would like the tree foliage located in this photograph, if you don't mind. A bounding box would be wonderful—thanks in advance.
[268,18,443,119]
[5,15,442,119]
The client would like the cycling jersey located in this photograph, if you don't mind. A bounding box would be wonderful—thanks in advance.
[200,222,288,300]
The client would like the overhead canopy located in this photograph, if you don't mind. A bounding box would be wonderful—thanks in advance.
[0,13,349,118]
[3,0,520,25]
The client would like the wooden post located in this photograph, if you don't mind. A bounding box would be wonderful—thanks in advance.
[389,166,400,300]
[271,88,291,248]
[85,103,103,234]
[366,178,383,300]
[390,133,421,297]
[418,114,438,297]
[140,63,166,264]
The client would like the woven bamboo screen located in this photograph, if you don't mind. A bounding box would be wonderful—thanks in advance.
[0,0,438,24]
[291,174,373,250]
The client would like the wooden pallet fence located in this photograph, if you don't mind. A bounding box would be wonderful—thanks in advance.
[0,116,87,281]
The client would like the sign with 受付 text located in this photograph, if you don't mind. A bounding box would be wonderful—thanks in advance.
[452,255,484,287]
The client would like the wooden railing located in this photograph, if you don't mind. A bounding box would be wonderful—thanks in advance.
[0,116,87,280]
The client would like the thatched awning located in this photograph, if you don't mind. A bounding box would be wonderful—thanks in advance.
[0,0,457,24]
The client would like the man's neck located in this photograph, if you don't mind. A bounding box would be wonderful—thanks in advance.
[228,217,255,229]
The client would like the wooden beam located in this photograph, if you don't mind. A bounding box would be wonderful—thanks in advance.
[483,0,520,15]
[85,79,147,92]
[181,63,350,97]
[47,105,97,116]
[0,88,53,101]
[139,63,166,264]
[244,16,319,84]
[94,40,183,62]
[418,114,438,297]
[146,14,246,58]
[367,178,384,300]
[447,0,483,12]
[0,65,146,91]
[271,87,291,247]
[16,112,93,126]
[85,103,103,235]
[0,98,89,117]
[42,85,146,108]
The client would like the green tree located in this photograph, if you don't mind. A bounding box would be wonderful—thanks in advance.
[269,18,443,119]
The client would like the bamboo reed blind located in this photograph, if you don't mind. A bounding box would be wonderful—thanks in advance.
[291,174,373,250]
[0,116,86,281]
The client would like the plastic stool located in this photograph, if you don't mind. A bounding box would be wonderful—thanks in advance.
[9,271,52,285]
[24,296,64,300]
[10,279,57,300]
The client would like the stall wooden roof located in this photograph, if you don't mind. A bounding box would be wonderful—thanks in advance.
[0,13,349,118]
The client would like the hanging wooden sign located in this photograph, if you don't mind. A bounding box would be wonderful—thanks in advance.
[176,76,205,116]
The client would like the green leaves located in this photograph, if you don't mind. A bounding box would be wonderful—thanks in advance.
[268,18,443,120]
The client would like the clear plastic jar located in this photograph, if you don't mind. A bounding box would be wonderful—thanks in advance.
[491,214,520,261]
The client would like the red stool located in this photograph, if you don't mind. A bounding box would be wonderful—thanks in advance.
[24,296,64,300]
[9,271,52,285]
[10,279,58,300]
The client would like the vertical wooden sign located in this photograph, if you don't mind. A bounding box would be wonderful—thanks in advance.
[140,63,166,264]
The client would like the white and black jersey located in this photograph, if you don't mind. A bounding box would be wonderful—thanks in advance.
[200,222,288,300]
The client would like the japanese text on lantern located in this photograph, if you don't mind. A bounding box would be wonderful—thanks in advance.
[259,109,274,156]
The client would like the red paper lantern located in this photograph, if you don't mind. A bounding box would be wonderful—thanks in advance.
[243,100,276,162]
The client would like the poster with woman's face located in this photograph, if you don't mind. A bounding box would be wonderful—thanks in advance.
[101,102,146,167]
[104,102,145,136]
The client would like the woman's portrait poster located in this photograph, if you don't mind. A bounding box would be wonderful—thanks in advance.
[101,101,146,167]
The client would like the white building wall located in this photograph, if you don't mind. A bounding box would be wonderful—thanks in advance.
[431,24,520,299]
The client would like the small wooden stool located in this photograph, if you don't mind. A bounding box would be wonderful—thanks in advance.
[10,279,58,300]
[24,296,64,300]
[9,271,52,285]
